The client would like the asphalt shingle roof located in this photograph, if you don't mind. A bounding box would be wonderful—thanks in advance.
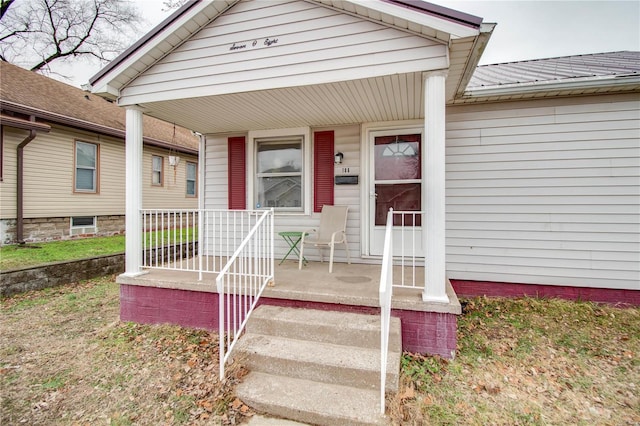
[0,61,198,151]
[468,51,640,89]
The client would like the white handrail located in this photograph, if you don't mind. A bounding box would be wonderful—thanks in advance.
[379,208,394,415]
[217,209,274,379]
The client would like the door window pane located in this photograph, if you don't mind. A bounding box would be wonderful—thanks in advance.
[374,183,421,226]
[374,135,420,180]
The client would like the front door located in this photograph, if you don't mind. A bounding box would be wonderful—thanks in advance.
[369,130,424,256]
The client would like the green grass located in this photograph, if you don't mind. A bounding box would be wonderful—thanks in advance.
[0,229,197,270]
[0,236,126,270]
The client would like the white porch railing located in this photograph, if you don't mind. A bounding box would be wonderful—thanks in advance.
[390,210,425,289]
[217,209,275,379]
[142,209,199,271]
[141,209,266,279]
[379,208,394,415]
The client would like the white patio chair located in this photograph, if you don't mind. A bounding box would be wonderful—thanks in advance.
[298,205,351,273]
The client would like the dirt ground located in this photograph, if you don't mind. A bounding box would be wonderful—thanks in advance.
[2,276,639,425]
[1,276,250,425]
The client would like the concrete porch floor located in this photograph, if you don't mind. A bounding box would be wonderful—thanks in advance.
[117,259,460,315]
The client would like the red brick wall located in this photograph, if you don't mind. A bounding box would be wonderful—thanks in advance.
[120,285,218,329]
[119,285,458,358]
[451,280,640,307]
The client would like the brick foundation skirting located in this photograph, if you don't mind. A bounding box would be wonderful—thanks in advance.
[451,279,640,307]
[119,284,458,358]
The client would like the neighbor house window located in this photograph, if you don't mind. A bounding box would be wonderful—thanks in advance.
[255,137,303,211]
[152,155,163,186]
[186,161,197,197]
[70,216,97,236]
[75,141,98,192]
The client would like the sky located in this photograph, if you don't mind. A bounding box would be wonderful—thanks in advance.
[49,0,640,88]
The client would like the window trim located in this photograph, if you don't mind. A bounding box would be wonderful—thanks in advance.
[186,161,197,197]
[152,155,164,187]
[74,140,99,193]
[248,127,311,214]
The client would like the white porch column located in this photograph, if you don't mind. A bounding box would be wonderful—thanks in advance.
[422,71,449,303]
[123,106,145,276]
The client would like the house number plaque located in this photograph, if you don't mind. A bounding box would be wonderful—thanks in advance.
[229,37,279,51]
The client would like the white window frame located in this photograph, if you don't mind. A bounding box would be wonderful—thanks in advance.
[248,127,311,215]
[70,216,97,236]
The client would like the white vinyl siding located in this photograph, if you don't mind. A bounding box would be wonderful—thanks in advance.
[204,124,361,263]
[445,94,640,290]
[120,0,447,105]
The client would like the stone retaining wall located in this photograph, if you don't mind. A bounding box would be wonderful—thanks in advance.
[1,241,198,297]
[1,253,125,297]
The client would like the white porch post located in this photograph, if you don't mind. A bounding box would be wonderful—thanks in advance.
[422,71,449,303]
[123,106,145,276]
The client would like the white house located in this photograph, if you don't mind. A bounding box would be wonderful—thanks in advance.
[89,0,639,362]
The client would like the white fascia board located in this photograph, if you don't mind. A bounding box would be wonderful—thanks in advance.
[463,75,640,98]
[345,0,480,39]
[90,83,120,101]
[91,1,234,101]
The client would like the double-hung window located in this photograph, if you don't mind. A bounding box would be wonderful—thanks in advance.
[255,138,303,210]
[186,161,197,197]
[75,141,98,192]
[152,155,163,186]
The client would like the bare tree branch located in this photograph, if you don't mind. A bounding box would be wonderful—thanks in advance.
[0,0,16,20]
[0,0,142,73]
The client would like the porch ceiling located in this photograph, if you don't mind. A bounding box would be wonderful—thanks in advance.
[140,72,429,134]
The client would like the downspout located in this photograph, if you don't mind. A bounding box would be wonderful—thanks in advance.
[16,118,37,244]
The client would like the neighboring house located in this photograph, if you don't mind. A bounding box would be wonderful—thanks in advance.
[87,0,639,361]
[0,61,200,245]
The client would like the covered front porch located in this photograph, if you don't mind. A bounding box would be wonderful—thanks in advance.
[117,259,460,358]
[90,0,494,369]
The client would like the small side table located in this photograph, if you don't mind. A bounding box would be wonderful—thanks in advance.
[278,231,308,265]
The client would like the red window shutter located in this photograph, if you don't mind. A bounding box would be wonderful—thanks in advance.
[228,136,246,210]
[314,130,334,213]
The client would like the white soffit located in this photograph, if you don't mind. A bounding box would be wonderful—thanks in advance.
[136,72,429,134]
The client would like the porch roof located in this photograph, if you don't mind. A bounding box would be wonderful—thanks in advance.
[89,0,491,134]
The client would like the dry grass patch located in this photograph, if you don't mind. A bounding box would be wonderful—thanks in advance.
[1,276,251,425]
[3,278,638,425]
[390,297,640,425]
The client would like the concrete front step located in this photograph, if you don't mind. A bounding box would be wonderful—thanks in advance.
[236,372,387,426]
[235,306,401,425]
[248,305,402,350]
[235,333,400,391]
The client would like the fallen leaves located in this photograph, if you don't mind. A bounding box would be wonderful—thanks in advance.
[397,296,640,426]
